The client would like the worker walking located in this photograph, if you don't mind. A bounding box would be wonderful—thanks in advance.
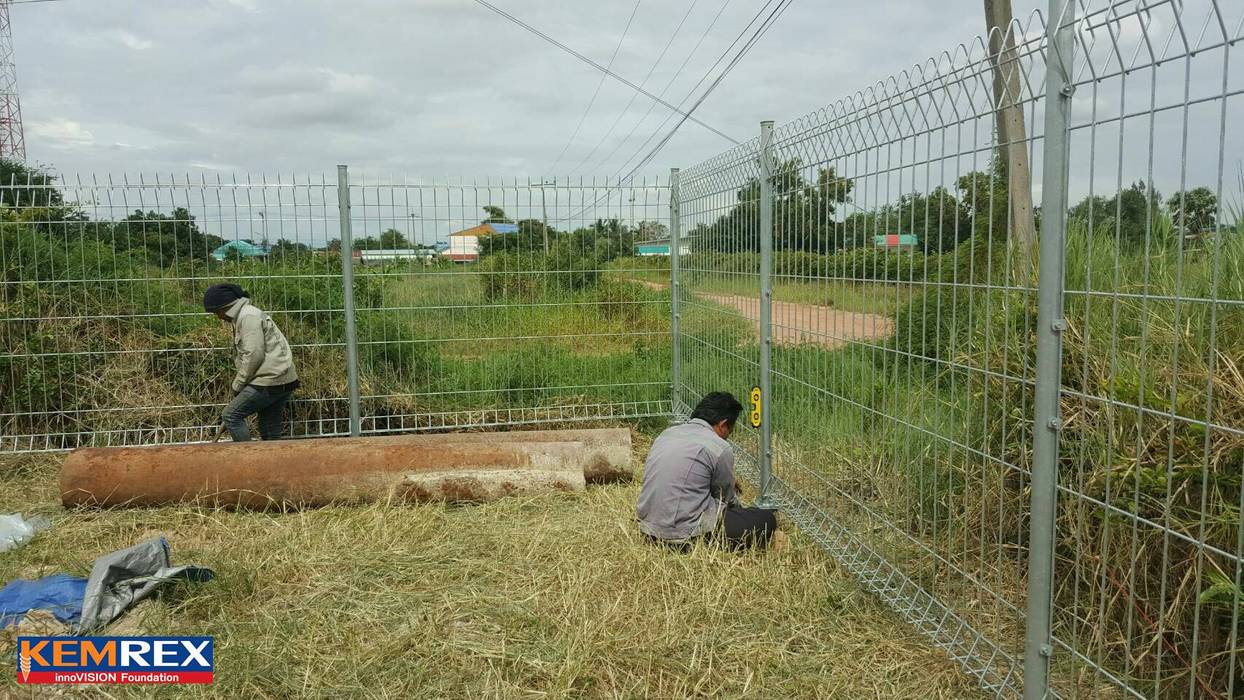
[204,283,300,442]
[636,392,783,551]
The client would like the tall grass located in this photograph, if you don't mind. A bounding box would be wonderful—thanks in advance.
[1,224,676,446]
[672,215,1242,695]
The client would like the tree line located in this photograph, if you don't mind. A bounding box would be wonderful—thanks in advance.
[691,156,1224,255]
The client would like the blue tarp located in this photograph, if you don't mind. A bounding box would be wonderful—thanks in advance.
[0,574,87,627]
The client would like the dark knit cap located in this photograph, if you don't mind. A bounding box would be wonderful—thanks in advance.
[203,283,249,311]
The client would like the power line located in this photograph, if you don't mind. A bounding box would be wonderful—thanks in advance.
[546,0,642,175]
[471,0,740,146]
[565,0,700,177]
[620,0,795,181]
[577,0,734,177]
[566,0,796,222]
[612,0,787,180]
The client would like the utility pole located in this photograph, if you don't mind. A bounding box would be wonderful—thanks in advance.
[629,193,636,234]
[258,210,268,248]
[538,179,555,254]
[0,0,24,160]
[984,0,1036,279]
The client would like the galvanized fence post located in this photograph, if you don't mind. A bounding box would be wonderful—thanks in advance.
[669,167,682,419]
[1024,1,1075,697]
[757,121,775,507]
[337,164,362,437]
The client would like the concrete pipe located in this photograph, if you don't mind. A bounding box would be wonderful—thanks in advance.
[365,428,634,483]
[61,437,587,509]
[404,469,585,504]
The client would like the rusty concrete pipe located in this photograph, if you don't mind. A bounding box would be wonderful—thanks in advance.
[404,469,586,503]
[61,437,589,509]
[365,428,634,483]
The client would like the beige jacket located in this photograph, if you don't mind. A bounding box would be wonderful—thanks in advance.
[224,298,298,393]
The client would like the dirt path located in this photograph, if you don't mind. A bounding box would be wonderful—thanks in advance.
[631,279,894,349]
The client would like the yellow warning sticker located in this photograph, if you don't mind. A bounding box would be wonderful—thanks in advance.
[749,386,762,428]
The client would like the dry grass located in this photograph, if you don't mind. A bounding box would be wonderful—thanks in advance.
[0,431,983,699]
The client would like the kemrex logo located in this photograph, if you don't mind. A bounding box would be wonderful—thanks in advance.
[17,636,214,685]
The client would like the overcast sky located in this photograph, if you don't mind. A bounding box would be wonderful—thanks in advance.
[12,0,1241,242]
[17,0,1061,179]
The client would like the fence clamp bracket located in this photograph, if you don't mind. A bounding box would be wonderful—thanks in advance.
[1040,644,1053,658]
[1047,418,1063,432]
[1051,318,1068,332]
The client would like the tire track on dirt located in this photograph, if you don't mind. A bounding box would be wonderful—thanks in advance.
[629,279,894,349]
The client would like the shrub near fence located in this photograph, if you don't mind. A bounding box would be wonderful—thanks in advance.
[478,250,600,302]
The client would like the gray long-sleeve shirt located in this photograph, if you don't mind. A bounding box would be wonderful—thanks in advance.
[636,418,739,541]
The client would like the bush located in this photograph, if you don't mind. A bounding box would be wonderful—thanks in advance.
[357,311,439,384]
[886,217,1244,696]
[596,277,664,325]
[477,250,599,301]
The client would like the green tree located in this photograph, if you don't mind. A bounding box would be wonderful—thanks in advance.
[1069,181,1164,248]
[379,228,411,249]
[1166,187,1218,236]
[955,160,1011,242]
[0,158,64,209]
[270,238,312,262]
[112,207,224,268]
[698,159,854,253]
[481,206,513,224]
[478,219,557,256]
[352,236,382,251]
[873,187,968,253]
[635,220,668,241]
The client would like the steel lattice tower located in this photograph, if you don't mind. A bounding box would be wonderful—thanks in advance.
[0,0,24,160]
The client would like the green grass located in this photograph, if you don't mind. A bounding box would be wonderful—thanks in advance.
[0,438,984,699]
[353,272,672,420]
[8,217,1243,695]
[665,222,1244,697]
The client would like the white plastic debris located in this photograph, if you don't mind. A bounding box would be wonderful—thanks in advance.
[0,513,50,553]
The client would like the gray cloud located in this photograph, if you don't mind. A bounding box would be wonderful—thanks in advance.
[10,0,1239,206]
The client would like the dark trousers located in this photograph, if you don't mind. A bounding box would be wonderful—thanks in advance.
[715,505,778,549]
[646,506,778,552]
[222,384,295,442]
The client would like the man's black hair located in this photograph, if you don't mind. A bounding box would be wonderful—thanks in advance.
[690,391,744,428]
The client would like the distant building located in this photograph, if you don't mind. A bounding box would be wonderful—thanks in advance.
[443,222,519,262]
[873,234,919,252]
[211,240,270,262]
[356,248,440,266]
[635,239,691,257]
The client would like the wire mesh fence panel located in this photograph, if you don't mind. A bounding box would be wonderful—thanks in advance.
[672,0,1244,697]
[675,140,765,477]
[676,12,1050,699]
[1,172,672,452]
[1052,1,1244,697]
[346,176,671,434]
[0,173,351,451]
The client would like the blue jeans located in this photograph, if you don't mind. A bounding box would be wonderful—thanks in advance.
[222,385,294,442]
